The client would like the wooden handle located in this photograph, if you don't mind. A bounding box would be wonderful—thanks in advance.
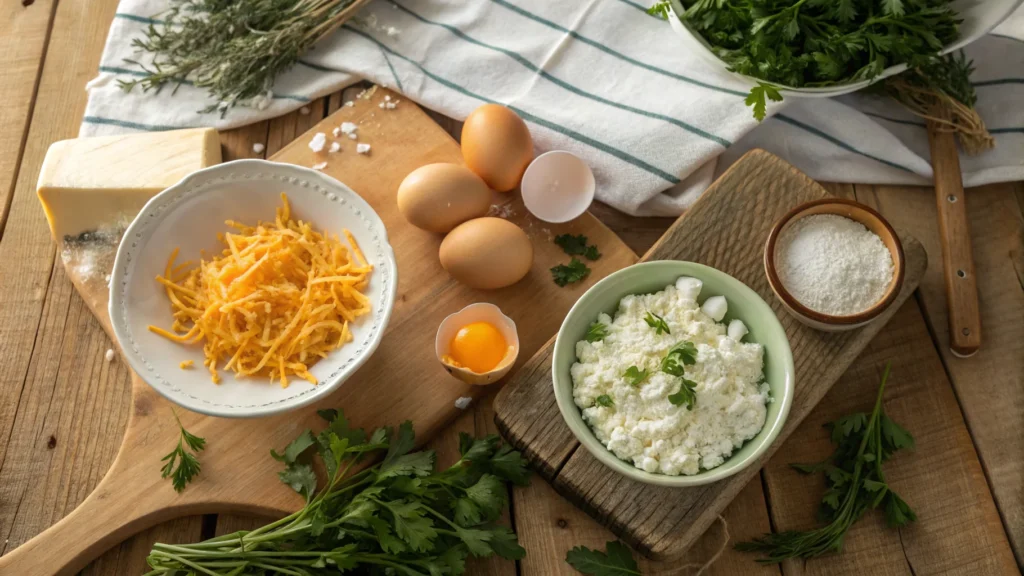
[927,120,981,356]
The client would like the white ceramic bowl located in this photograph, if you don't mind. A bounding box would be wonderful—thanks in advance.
[667,0,1023,98]
[109,159,398,418]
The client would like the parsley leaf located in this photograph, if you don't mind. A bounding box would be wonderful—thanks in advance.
[586,321,610,343]
[646,1,671,20]
[595,394,615,408]
[623,366,649,386]
[555,234,602,261]
[552,257,591,286]
[660,341,697,376]
[745,83,783,122]
[160,410,206,493]
[643,311,671,335]
[667,378,697,410]
[566,540,641,575]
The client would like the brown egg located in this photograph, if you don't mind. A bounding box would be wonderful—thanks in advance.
[461,104,533,192]
[439,217,533,289]
[397,163,491,233]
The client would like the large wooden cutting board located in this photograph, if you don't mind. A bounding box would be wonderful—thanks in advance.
[0,89,637,575]
[493,150,928,560]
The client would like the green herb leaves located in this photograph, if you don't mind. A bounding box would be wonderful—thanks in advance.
[667,378,698,410]
[148,410,530,574]
[746,83,784,122]
[660,341,697,376]
[552,257,591,287]
[160,409,206,493]
[623,366,649,387]
[675,0,960,120]
[643,311,671,335]
[566,540,641,575]
[587,322,610,343]
[596,394,615,408]
[646,1,672,20]
[552,235,600,286]
[555,234,601,261]
[737,363,915,563]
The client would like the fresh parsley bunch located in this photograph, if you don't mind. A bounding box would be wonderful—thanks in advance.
[658,0,960,120]
[737,363,915,562]
[146,410,530,575]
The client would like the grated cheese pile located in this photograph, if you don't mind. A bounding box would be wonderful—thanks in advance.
[148,194,372,387]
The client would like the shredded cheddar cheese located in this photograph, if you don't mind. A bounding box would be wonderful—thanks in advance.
[149,194,372,387]
[179,360,195,369]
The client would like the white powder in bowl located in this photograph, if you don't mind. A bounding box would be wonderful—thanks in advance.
[775,214,894,316]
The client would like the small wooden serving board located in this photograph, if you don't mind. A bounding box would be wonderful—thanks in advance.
[493,150,928,560]
[0,90,639,575]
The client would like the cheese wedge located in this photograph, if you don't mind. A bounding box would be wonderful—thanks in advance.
[37,128,221,242]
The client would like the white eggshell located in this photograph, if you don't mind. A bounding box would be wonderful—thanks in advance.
[435,303,520,386]
[675,276,703,300]
[702,295,728,322]
[727,319,749,341]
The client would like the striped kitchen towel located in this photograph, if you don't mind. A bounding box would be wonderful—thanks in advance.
[83,0,1024,216]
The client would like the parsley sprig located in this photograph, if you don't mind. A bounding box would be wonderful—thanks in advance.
[623,366,649,387]
[586,321,610,343]
[555,234,602,261]
[552,257,591,287]
[737,363,915,563]
[668,0,960,120]
[160,409,206,493]
[661,341,699,410]
[643,311,671,335]
[566,540,640,575]
[147,410,530,574]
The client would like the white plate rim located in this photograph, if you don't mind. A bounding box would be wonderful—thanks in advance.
[108,159,398,418]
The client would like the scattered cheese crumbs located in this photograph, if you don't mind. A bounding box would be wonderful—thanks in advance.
[329,142,341,153]
[332,127,341,138]
[384,95,391,102]
[340,122,358,136]
[251,90,273,111]
[356,86,378,100]
[344,101,355,107]
[299,106,310,115]
[147,194,373,387]
[487,203,516,219]
[105,274,112,284]
[308,132,327,153]
[105,349,115,362]
[312,161,328,171]
[357,143,371,155]
[348,134,358,140]
[454,397,472,410]
[253,143,266,154]
[384,26,401,37]
[180,360,195,369]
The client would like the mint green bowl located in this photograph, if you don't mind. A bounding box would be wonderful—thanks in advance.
[552,261,794,487]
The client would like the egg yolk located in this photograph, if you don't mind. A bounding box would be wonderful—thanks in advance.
[448,322,507,373]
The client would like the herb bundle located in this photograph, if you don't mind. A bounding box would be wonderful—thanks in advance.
[653,0,960,120]
[145,410,530,575]
[737,364,915,563]
[120,0,366,115]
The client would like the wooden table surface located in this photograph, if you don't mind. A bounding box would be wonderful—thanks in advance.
[1,1,1022,575]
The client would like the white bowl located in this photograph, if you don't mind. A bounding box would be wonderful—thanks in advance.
[667,0,1023,98]
[109,159,398,418]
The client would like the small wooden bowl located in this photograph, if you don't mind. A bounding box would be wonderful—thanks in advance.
[764,198,905,331]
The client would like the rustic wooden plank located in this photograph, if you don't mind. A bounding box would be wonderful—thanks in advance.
[856,182,1024,565]
[0,0,57,235]
[515,473,780,575]
[763,302,1016,575]
[495,151,928,559]
[0,0,209,570]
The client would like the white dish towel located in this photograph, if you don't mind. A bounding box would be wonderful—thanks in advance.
[83,0,1024,216]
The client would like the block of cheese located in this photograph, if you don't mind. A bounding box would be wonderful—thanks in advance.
[37,127,221,241]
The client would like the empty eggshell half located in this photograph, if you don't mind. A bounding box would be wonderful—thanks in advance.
[436,303,520,386]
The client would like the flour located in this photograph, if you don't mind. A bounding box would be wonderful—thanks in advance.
[775,214,893,316]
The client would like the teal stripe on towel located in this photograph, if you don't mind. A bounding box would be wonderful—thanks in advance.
[487,0,746,98]
[393,2,729,148]
[774,114,914,173]
[974,78,1024,87]
[115,13,163,25]
[83,115,193,131]
[343,25,681,184]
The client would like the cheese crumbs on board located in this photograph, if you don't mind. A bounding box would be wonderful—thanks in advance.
[148,194,372,387]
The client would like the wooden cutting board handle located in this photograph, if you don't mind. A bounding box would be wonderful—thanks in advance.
[927,119,981,357]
